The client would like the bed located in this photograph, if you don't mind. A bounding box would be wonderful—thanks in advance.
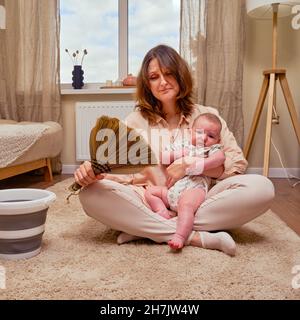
[0,120,63,182]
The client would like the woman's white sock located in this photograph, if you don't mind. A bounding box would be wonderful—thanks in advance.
[117,231,236,256]
[117,232,143,244]
[198,231,236,256]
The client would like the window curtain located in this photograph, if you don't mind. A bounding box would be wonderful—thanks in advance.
[180,0,245,146]
[0,0,62,172]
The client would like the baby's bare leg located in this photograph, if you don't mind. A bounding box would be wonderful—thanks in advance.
[168,188,206,250]
[145,186,175,219]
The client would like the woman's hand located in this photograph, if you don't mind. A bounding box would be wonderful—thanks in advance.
[166,176,179,188]
[166,156,194,187]
[74,161,104,187]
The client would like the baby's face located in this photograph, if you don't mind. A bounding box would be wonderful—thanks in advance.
[191,117,221,147]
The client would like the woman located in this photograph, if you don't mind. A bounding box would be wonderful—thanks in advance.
[75,45,274,256]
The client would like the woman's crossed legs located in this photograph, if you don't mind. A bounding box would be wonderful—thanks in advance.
[79,175,274,257]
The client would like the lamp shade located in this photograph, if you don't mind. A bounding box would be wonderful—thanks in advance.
[0,5,5,29]
[246,0,300,18]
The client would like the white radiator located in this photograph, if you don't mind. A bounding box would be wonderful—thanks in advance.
[75,101,135,161]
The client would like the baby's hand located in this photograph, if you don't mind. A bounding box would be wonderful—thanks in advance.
[166,176,178,188]
[168,234,186,250]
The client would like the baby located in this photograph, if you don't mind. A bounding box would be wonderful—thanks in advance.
[145,113,226,250]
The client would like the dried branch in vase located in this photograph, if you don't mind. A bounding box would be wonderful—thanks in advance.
[65,48,88,66]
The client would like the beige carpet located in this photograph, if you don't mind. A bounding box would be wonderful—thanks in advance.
[1,178,299,300]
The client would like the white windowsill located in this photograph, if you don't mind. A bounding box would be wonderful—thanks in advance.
[60,83,136,95]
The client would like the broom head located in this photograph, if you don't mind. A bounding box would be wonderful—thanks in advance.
[68,116,157,193]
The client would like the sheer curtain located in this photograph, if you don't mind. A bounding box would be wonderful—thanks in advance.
[180,0,245,146]
[0,0,61,172]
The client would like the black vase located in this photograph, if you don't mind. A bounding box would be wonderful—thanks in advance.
[72,65,84,89]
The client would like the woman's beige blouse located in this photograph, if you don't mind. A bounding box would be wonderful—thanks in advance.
[104,104,248,188]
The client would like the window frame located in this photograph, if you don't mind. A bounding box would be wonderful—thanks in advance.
[119,0,128,81]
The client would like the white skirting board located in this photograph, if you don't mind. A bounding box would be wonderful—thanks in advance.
[62,165,79,175]
[245,168,300,178]
[62,165,300,178]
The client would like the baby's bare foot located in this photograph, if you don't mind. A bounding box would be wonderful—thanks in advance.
[156,209,175,219]
[168,234,186,250]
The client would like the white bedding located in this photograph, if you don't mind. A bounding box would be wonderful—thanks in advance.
[0,123,50,168]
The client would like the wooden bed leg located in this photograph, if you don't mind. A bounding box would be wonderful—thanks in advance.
[44,158,53,182]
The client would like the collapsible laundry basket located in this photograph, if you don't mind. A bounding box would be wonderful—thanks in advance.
[0,189,56,260]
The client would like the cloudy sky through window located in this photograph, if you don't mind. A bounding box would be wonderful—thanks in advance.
[60,0,180,84]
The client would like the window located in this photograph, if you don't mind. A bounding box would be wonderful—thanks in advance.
[128,0,180,76]
[60,0,119,84]
[60,0,180,84]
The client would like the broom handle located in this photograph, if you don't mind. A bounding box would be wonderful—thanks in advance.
[68,165,104,192]
[69,181,82,192]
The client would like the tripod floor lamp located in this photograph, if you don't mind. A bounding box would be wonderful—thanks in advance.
[244,0,300,176]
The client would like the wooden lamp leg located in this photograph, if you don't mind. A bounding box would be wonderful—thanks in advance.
[279,74,300,145]
[263,73,276,177]
[244,75,269,159]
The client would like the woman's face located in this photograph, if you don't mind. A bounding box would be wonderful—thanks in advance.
[147,58,180,105]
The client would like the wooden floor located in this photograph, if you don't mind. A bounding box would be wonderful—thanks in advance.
[0,174,299,236]
[270,178,300,236]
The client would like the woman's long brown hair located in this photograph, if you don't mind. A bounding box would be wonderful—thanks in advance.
[135,44,195,124]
